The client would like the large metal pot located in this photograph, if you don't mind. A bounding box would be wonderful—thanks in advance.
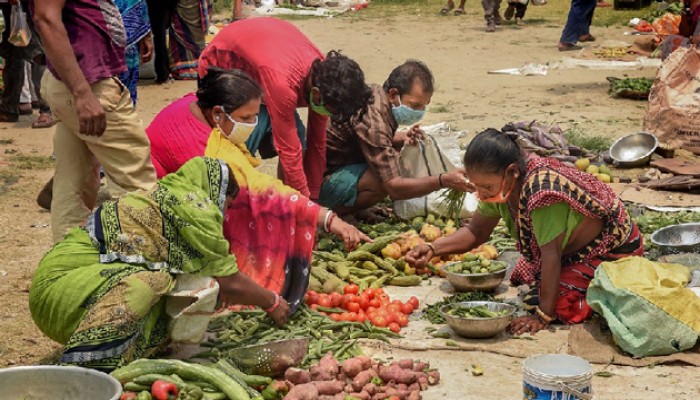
[0,365,122,400]
[609,132,658,168]
[650,223,700,255]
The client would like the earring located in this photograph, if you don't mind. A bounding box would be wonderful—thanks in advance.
[214,116,220,121]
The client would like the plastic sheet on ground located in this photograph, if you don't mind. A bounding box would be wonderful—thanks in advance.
[253,3,354,17]
[552,57,662,70]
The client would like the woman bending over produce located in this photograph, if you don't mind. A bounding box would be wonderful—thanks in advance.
[407,129,642,335]
[29,157,290,371]
[147,67,369,305]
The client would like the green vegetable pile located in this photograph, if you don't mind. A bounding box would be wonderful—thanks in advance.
[444,253,506,275]
[446,304,510,319]
[608,77,654,99]
[644,2,683,22]
[422,292,495,324]
[198,306,400,368]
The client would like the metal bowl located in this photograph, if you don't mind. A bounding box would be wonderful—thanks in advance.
[0,365,122,400]
[441,261,507,292]
[440,301,516,339]
[650,223,700,255]
[609,132,658,168]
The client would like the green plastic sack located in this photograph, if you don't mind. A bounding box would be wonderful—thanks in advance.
[587,257,700,357]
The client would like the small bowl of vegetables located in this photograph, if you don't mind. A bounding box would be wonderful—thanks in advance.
[441,255,508,292]
[440,301,516,338]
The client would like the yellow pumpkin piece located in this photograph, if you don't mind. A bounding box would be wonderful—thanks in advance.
[443,226,457,235]
[381,242,402,260]
[420,224,442,242]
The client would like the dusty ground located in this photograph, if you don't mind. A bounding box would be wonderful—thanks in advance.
[1,7,696,399]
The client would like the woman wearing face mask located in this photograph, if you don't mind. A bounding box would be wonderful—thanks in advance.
[147,67,370,307]
[406,129,643,335]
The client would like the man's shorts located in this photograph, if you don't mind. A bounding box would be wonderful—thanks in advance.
[245,104,307,159]
[318,163,369,209]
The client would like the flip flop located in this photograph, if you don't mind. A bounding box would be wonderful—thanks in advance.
[32,113,56,129]
[558,43,583,52]
[454,8,465,15]
[441,4,454,14]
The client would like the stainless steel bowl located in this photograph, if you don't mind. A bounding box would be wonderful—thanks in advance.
[440,301,516,339]
[609,132,658,168]
[650,223,700,255]
[0,365,122,400]
[441,261,507,292]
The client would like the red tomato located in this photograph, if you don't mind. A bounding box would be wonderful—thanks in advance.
[374,288,385,296]
[369,299,381,309]
[310,304,319,310]
[307,291,319,305]
[387,304,401,314]
[371,315,388,327]
[318,295,332,308]
[391,300,403,306]
[408,296,420,308]
[378,293,390,302]
[366,306,377,314]
[367,311,377,320]
[342,294,359,306]
[385,312,397,324]
[330,292,343,308]
[343,284,360,295]
[388,322,401,333]
[330,313,341,321]
[348,312,358,321]
[356,311,367,323]
[340,312,352,321]
[397,313,409,327]
[346,302,361,313]
[400,302,415,315]
[364,288,377,299]
[358,293,370,309]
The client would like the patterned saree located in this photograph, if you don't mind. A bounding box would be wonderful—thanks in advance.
[29,157,236,370]
[510,156,643,324]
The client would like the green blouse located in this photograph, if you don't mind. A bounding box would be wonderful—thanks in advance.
[477,201,584,248]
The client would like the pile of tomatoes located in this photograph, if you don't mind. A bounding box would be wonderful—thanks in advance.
[304,284,420,334]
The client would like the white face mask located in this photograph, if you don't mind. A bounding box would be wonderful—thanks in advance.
[217,109,258,145]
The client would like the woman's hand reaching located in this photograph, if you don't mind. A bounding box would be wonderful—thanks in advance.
[405,243,434,268]
[329,216,372,251]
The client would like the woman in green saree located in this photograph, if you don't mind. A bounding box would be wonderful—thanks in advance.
[29,157,288,371]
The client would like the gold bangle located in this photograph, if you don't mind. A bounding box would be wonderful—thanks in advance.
[535,306,555,324]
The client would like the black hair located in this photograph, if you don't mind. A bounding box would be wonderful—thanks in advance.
[225,168,239,199]
[197,66,262,113]
[311,50,372,124]
[382,60,434,96]
[463,129,526,175]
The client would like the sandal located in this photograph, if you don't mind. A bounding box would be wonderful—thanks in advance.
[440,3,454,14]
[558,43,583,51]
[454,8,465,15]
[32,113,56,129]
[579,34,596,42]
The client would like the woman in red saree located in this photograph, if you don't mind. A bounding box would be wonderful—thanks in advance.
[407,129,642,334]
[147,68,368,309]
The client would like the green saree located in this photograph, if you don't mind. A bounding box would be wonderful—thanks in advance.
[29,157,237,370]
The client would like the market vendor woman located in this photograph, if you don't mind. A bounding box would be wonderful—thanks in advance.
[407,129,643,334]
[29,157,290,370]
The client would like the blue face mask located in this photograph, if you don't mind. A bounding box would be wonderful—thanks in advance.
[391,97,425,126]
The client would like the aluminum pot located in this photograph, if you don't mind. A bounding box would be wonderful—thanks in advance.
[609,132,658,168]
[0,365,122,400]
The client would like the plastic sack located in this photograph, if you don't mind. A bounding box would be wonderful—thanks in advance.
[9,4,32,47]
[644,45,700,155]
[392,134,477,220]
[587,257,700,357]
[166,275,219,344]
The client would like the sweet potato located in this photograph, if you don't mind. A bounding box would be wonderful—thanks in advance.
[396,384,408,392]
[345,384,355,393]
[347,392,371,400]
[362,383,378,396]
[416,376,429,391]
[286,368,311,385]
[318,352,340,376]
[356,356,373,370]
[310,366,333,382]
[396,360,414,370]
[284,382,319,400]
[312,381,345,396]
[379,365,417,385]
[412,362,429,372]
[426,370,440,385]
[407,391,421,400]
[407,383,420,392]
[352,369,378,392]
[341,358,365,378]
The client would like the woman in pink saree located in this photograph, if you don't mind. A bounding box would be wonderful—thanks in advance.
[147,68,368,310]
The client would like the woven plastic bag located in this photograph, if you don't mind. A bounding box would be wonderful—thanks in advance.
[587,257,700,357]
[8,4,31,47]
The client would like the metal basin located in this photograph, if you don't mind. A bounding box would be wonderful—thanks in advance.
[650,223,700,255]
[0,366,122,400]
[225,338,309,377]
[441,262,507,292]
[609,132,658,168]
[441,301,516,339]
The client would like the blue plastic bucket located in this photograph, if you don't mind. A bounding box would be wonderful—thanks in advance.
[522,354,593,400]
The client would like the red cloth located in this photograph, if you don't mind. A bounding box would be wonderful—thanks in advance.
[146,94,321,295]
[198,17,327,199]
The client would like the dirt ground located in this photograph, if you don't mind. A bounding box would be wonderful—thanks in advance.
[0,9,697,399]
